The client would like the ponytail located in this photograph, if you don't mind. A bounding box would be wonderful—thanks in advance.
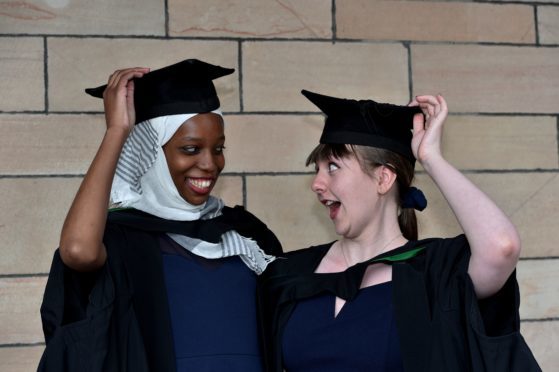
[398,208,418,241]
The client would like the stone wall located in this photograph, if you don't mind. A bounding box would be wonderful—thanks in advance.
[1,1,558,370]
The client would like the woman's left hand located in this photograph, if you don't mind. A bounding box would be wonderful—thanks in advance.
[409,94,448,167]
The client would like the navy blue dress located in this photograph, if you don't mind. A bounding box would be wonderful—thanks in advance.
[282,281,404,372]
[160,235,262,371]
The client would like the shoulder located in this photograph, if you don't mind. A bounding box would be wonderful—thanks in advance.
[104,210,162,256]
[389,235,470,278]
[222,205,284,255]
[407,234,471,283]
[284,242,333,260]
[265,242,334,276]
[222,205,267,226]
[104,214,128,241]
[104,211,148,239]
[421,234,470,260]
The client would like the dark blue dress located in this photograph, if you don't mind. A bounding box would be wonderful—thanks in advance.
[282,281,404,372]
[160,235,262,371]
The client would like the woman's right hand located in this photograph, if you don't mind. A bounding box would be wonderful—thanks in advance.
[102,67,150,133]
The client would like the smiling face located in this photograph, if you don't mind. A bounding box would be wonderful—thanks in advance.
[162,113,225,205]
[311,154,384,239]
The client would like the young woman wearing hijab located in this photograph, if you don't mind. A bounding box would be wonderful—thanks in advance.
[38,59,282,372]
[258,91,540,371]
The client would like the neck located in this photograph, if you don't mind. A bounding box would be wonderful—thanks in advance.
[339,204,406,265]
[340,231,405,265]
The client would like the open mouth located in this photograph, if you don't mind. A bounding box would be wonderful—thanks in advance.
[321,199,341,219]
[187,177,214,194]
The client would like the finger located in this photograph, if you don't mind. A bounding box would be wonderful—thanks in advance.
[113,67,149,76]
[437,94,448,114]
[120,69,148,82]
[421,97,443,117]
[126,80,135,111]
[433,101,441,116]
[428,104,435,117]
[430,94,445,116]
[415,95,439,105]
[412,109,425,128]
[112,70,148,93]
[418,102,435,117]
[107,67,149,88]
[412,114,425,134]
[408,97,419,107]
[126,79,135,95]
[115,67,149,82]
[107,70,122,88]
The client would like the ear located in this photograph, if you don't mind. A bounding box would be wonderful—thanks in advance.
[376,165,397,195]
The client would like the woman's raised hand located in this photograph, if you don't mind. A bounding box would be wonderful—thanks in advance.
[102,67,150,133]
[408,94,448,168]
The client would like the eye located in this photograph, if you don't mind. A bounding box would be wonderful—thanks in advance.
[181,145,199,154]
[328,162,339,173]
[215,145,226,154]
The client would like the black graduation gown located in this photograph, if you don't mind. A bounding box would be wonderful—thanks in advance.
[38,206,282,372]
[258,235,541,372]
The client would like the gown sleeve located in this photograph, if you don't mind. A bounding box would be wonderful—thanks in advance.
[38,249,115,371]
[419,234,541,371]
[37,223,128,371]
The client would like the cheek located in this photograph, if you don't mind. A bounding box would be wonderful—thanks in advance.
[343,178,374,204]
[167,156,195,176]
[216,155,225,172]
[332,176,351,195]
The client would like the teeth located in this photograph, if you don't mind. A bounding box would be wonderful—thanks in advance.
[324,200,336,206]
[189,179,212,189]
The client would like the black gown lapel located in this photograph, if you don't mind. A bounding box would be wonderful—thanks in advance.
[267,241,429,305]
[108,206,282,256]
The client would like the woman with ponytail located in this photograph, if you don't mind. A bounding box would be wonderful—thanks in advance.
[258,91,540,371]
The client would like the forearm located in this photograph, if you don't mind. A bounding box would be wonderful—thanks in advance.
[60,127,129,271]
[423,156,520,298]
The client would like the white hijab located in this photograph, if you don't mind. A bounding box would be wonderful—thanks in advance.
[111,112,207,219]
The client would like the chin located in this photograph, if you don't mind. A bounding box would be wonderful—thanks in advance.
[333,224,349,237]
[182,195,211,206]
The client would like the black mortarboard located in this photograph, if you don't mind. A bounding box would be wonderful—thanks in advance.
[302,90,422,162]
[85,59,235,124]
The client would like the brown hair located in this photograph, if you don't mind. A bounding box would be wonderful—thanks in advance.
[306,143,418,240]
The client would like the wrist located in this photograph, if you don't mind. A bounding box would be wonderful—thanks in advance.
[104,126,131,146]
[105,125,131,137]
[418,152,445,173]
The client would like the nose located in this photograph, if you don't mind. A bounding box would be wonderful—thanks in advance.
[198,150,218,172]
[311,171,326,194]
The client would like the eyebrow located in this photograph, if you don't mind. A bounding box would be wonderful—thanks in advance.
[178,135,226,141]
